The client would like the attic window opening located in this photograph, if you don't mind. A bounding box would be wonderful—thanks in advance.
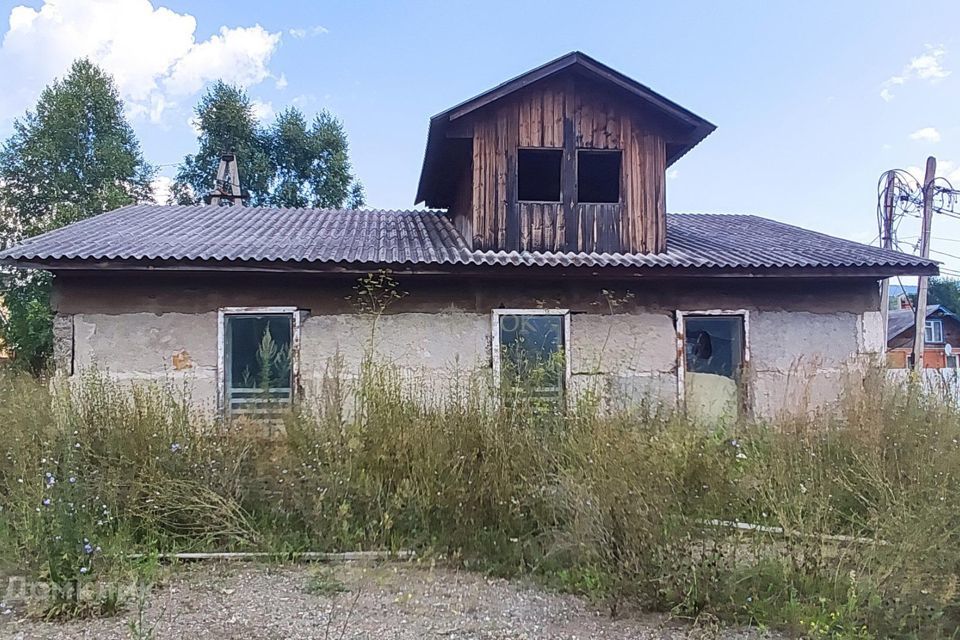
[577,150,621,203]
[517,148,562,202]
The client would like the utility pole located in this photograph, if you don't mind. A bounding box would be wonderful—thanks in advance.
[879,171,896,338]
[204,151,246,206]
[911,156,937,371]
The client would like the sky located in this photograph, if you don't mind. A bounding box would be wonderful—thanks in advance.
[0,0,959,274]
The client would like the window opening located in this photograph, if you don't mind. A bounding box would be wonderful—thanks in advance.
[577,149,621,203]
[494,311,568,400]
[223,312,294,418]
[517,148,562,202]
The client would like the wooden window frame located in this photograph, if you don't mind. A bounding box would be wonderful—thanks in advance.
[491,308,572,396]
[675,309,751,409]
[217,306,302,417]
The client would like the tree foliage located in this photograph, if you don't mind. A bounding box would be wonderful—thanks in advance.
[0,59,153,372]
[928,277,960,314]
[0,59,153,240]
[0,272,53,375]
[174,82,364,209]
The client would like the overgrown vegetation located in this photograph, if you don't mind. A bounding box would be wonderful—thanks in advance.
[0,363,957,638]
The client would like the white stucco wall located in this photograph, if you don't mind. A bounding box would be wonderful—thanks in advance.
[64,303,883,419]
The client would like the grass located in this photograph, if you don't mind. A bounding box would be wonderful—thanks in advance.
[0,361,957,638]
[304,568,349,596]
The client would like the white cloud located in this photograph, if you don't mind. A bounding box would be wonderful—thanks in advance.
[0,0,282,123]
[906,160,960,186]
[163,25,280,97]
[186,115,201,137]
[150,175,174,204]
[909,127,941,143]
[881,45,950,101]
[275,73,288,90]
[666,168,679,180]
[288,25,328,39]
[251,99,274,122]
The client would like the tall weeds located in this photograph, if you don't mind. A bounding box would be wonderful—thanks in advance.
[0,362,957,637]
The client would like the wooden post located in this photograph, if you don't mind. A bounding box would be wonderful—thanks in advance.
[206,151,245,206]
[879,172,896,347]
[912,156,937,371]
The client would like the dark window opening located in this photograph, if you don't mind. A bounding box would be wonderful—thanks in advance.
[684,316,744,380]
[577,150,621,203]
[224,313,294,416]
[517,148,562,202]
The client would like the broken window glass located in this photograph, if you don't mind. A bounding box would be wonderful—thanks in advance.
[684,316,744,379]
[223,313,293,417]
[683,315,745,424]
[497,313,566,399]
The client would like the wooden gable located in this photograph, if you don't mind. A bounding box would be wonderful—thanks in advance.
[416,52,715,255]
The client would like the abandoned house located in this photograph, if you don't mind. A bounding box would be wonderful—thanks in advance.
[0,52,938,421]
[887,305,960,369]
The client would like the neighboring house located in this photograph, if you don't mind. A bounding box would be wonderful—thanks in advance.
[0,52,937,421]
[888,283,917,311]
[887,305,960,369]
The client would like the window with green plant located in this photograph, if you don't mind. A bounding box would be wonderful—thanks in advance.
[494,310,568,401]
[222,311,295,417]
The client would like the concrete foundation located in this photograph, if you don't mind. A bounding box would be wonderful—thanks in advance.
[51,272,885,419]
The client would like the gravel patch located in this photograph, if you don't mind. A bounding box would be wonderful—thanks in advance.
[0,562,780,639]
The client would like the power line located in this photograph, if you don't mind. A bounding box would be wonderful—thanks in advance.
[930,248,960,261]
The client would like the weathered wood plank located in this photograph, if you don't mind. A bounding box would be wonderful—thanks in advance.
[467,74,668,255]
[562,81,577,252]
[505,106,520,251]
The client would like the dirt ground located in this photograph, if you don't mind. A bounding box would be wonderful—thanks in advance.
[0,562,781,639]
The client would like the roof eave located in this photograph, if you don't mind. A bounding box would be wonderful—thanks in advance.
[4,256,938,280]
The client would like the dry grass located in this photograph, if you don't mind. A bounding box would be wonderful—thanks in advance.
[0,362,957,638]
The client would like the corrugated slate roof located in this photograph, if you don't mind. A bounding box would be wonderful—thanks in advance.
[0,204,938,274]
[887,304,955,342]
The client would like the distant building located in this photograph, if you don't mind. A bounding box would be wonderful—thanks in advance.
[887,305,960,369]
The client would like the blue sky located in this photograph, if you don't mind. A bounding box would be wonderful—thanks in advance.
[1,0,959,273]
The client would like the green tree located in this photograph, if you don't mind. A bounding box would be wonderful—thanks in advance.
[928,277,960,314]
[0,59,153,373]
[173,82,272,205]
[174,83,364,208]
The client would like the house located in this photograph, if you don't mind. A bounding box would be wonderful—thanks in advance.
[888,283,917,311]
[887,305,960,369]
[0,52,937,421]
